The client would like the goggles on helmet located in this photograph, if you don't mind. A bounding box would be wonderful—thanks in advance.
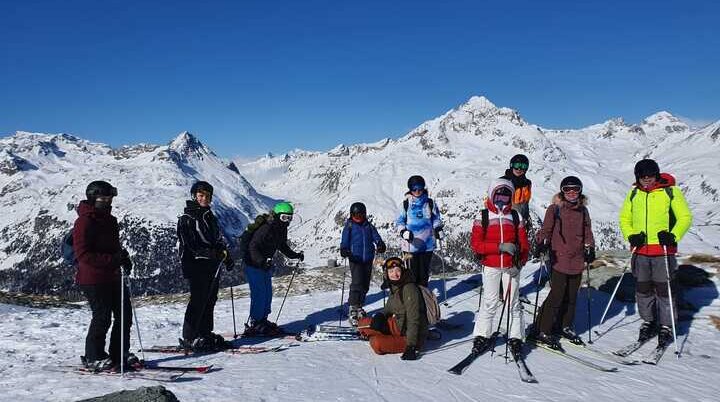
[511,162,529,170]
[278,213,293,223]
[561,185,582,194]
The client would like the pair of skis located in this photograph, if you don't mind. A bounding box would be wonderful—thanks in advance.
[45,363,213,382]
[447,332,537,383]
[612,335,671,365]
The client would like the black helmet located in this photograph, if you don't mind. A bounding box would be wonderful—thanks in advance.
[86,181,117,202]
[350,202,367,216]
[634,159,660,180]
[560,176,583,193]
[190,181,214,197]
[510,154,529,169]
[407,175,426,191]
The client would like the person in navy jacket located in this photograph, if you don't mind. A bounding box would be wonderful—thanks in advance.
[340,202,386,326]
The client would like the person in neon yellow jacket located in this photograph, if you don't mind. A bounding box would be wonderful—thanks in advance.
[619,159,692,346]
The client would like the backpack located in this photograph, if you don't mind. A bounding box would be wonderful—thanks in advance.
[61,229,77,266]
[237,213,271,262]
[418,285,441,326]
[629,186,676,230]
[403,198,436,219]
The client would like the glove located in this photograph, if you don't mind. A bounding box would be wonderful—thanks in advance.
[434,228,445,240]
[121,257,132,276]
[297,252,305,262]
[376,241,387,254]
[262,258,273,270]
[340,248,352,258]
[584,246,596,264]
[532,241,549,259]
[400,345,418,361]
[506,266,520,278]
[498,243,517,256]
[225,256,235,271]
[628,233,646,248]
[212,249,228,261]
[657,231,676,247]
[401,229,414,242]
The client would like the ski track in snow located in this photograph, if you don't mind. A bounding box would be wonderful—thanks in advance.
[2,261,720,402]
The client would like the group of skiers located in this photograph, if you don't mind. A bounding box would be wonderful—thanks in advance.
[71,153,692,371]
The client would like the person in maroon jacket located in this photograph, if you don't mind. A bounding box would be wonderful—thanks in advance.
[73,180,133,371]
[532,176,595,348]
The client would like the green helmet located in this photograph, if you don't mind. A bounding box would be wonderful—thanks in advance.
[273,201,294,215]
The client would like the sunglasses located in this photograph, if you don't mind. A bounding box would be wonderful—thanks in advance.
[279,213,293,223]
[511,162,529,170]
[410,185,425,192]
[561,185,582,193]
[639,174,656,179]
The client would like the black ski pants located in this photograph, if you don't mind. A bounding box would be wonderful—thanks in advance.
[183,270,220,341]
[80,282,132,363]
[348,260,373,307]
[405,252,433,287]
[537,271,582,334]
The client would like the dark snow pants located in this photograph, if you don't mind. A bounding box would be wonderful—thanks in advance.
[348,260,373,307]
[182,269,219,341]
[537,271,582,334]
[405,252,433,288]
[80,282,132,363]
[632,254,678,327]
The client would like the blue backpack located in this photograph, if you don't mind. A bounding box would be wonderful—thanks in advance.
[62,229,77,266]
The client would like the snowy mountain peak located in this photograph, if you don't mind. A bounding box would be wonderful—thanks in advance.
[168,131,212,159]
[641,111,688,134]
[461,96,498,113]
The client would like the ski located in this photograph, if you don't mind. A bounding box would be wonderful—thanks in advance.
[559,339,639,365]
[447,332,500,375]
[45,365,184,382]
[642,344,670,365]
[141,343,291,355]
[296,329,363,342]
[513,356,538,383]
[141,363,214,373]
[315,324,360,334]
[528,340,618,372]
[612,336,656,358]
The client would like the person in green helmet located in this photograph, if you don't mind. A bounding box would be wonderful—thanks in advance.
[242,201,305,336]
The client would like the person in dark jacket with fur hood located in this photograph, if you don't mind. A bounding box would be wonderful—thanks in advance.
[358,257,428,360]
[532,176,595,348]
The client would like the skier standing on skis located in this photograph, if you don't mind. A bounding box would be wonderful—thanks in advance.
[532,176,595,348]
[340,202,386,326]
[243,201,304,336]
[358,257,428,360]
[177,181,234,351]
[619,159,691,346]
[395,175,444,287]
[469,178,530,358]
[74,180,134,371]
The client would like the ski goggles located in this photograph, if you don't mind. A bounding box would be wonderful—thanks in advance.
[561,185,582,194]
[511,162,529,170]
[493,193,512,205]
[410,184,425,192]
[278,213,293,223]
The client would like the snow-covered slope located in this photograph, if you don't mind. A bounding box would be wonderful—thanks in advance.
[237,96,720,266]
[0,131,274,295]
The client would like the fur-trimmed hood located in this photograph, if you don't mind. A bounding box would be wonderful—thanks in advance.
[551,193,588,208]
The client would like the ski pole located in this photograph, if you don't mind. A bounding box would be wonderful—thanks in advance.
[532,256,548,326]
[585,257,593,345]
[120,269,125,377]
[126,276,146,363]
[490,276,512,356]
[504,276,513,362]
[437,237,448,306]
[275,262,299,324]
[230,286,238,339]
[663,245,680,359]
[476,266,485,313]
[338,258,347,327]
[598,266,628,326]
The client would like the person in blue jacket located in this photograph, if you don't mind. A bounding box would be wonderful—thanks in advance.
[340,202,386,326]
[395,175,444,287]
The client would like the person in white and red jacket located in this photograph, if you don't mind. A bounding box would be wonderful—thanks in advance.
[469,178,530,359]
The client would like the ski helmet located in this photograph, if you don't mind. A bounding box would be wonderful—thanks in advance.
[273,201,294,215]
[509,154,529,170]
[407,175,426,191]
[86,181,117,202]
[190,181,214,197]
[350,202,367,216]
[634,159,660,180]
[560,176,583,193]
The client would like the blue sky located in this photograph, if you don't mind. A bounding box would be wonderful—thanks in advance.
[1,0,718,157]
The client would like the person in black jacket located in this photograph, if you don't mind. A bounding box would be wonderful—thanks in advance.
[177,181,234,351]
[243,201,304,336]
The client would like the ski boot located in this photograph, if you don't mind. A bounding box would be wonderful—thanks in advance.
[534,331,563,350]
[657,325,674,347]
[81,356,114,373]
[561,327,585,346]
[638,321,659,342]
[349,306,367,327]
[508,338,524,361]
[472,335,490,354]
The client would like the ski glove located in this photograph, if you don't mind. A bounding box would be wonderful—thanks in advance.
[400,345,418,361]
[532,241,549,259]
[401,229,414,242]
[498,243,517,256]
[584,246,596,263]
[657,231,676,247]
[121,259,132,276]
[262,258,273,270]
[225,256,235,271]
[434,228,445,240]
[628,232,646,249]
[296,252,305,262]
[506,266,520,278]
[340,248,352,258]
[376,241,387,254]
